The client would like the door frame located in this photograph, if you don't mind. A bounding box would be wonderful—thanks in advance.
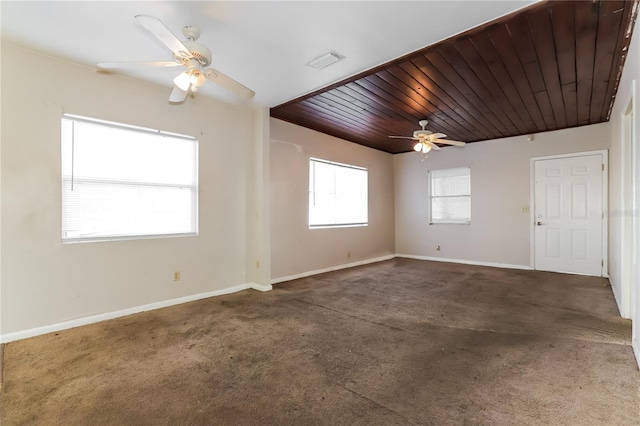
[620,81,637,320]
[529,150,609,276]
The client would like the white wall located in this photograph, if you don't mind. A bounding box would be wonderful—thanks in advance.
[270,119,395,280]
[0,44,260,338]
[395,123,610,268]
[608,25,640,364]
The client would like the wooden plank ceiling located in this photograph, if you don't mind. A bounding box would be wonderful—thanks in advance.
[270,0,638,154]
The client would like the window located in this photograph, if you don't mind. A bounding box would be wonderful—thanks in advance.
[309,158,368,228]
[61,114,198,243]
[429,167,470,224]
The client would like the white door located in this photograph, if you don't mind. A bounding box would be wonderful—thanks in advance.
[534,154,604,276]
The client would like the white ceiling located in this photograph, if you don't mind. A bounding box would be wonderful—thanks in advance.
[1,1,538,107]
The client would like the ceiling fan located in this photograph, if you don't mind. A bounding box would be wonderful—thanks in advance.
[97,15,255,103]
[389,120,466,154]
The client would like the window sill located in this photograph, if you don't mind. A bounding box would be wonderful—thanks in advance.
[309,223,368,230]
[62,232,198,244]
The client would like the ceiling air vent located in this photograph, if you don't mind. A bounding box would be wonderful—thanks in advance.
[306,50,345,70]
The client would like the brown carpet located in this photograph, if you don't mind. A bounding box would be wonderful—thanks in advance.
[1,258,638,425]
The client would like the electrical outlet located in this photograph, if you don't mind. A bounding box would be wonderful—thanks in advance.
[521,205,530,213]
[173,271,181,281]
[348,252,351,259]
[256,260,260,269]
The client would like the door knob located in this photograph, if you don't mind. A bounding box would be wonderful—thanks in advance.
[537,221,543,226]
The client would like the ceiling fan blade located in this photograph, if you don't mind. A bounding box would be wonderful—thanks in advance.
[433,132,447,139]
[97,61,180,70]
[169,85,189,103]
[134,15,192,59]
[389,136,418,140]
[433,139,466,146]
[204,68,255,101]
[425,140,441,151]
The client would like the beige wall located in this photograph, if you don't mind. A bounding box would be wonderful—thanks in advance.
[270,119,395,280]
[1,44,259,337]
[245,108,272,288]
[3,33,637,369]
[394,123,610,268]
[607,24,639,361]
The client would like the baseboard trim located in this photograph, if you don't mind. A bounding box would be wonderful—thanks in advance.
[395,254,532,271]
[0,283,254,344]
[633,338,640,371]
[249,282,273,292]
[2,255,597,343]
[271,254,395,285]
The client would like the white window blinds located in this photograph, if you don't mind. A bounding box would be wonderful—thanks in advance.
[309,158,368,228]
[61,114,198,243]
[429,167,471,224]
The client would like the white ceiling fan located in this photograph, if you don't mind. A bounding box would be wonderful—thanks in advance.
[389,120,466,154]
[97,15,255,103]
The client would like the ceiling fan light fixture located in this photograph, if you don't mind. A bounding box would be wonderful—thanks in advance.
[101,16,254,104]
[174,72,191,91]
[390,120,465,154]
[190,71,206,87]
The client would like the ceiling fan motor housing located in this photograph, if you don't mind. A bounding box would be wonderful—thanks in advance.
[414,129,433,138]
[414,119,432,138]
[179,39,211,67]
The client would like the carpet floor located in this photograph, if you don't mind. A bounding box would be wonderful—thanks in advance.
[1,258,639,425]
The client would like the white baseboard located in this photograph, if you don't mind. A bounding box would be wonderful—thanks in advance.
[2,255,605,344]
[249,282,273,292]
[395,254,532,271]
[271,254,395,285]
[633,338,640,371]
[0,283,257,344]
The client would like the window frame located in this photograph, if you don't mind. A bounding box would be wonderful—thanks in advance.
[308,157,368,229]
[428,166,471,225]
[60,114,199,243]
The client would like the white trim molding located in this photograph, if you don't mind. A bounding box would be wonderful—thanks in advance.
[249,283,273,292]
[616,80,638,321]
[271,254,395,285]
[0,283,261,344]
[396,254,532,271]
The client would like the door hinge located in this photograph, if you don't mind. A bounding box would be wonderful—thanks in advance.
[602,164,604,171]
[602,260,604,267]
